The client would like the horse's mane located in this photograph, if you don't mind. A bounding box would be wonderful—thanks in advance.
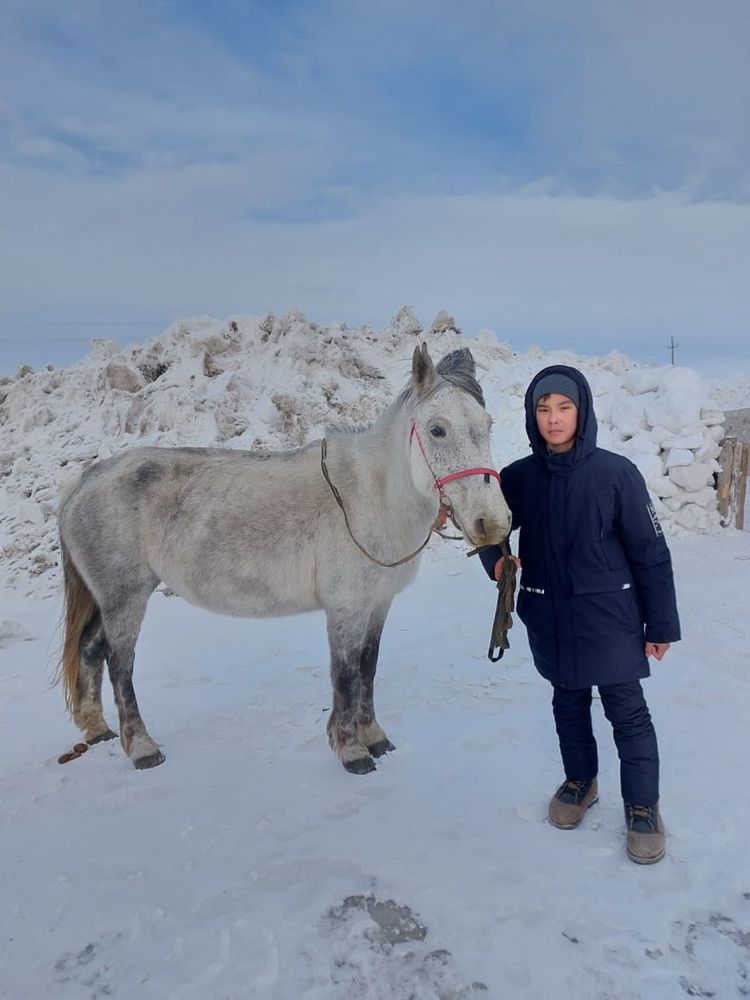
[396,348,486,410]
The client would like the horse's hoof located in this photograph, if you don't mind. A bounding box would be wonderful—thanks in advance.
[368,739,396,758]
[344,755,376,775]
[87,729,118,746]
[133,750,166,770]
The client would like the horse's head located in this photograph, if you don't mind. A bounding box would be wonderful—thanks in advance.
[405,344,511,547]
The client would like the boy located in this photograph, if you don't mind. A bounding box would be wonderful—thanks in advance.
[480,365,680,864]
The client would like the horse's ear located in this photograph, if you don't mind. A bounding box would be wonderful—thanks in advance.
[411,343,438,396]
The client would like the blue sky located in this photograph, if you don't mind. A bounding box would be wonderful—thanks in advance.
[1,0,749,375]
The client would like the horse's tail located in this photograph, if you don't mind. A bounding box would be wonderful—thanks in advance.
[57,543,98,716]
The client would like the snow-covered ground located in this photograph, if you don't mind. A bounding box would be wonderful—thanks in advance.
[1,312,749,999]
[2,531,750,1000]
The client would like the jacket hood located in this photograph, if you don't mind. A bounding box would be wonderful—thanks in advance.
[524,365,597,466]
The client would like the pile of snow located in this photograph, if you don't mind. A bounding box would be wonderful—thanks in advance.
[1,307,745,593]
[704,373,750,414]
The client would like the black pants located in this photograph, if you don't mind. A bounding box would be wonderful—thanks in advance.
[552,680,659,806]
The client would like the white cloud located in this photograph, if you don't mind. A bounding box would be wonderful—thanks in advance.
[1,0,748,374]
[1,157,747,363]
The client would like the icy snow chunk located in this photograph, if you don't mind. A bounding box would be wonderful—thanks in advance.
[674,503,719,533]
[632,453,664,486]
[22,405,55,431]
[695,427,725,464]
[591,392,614,425]
[429,310,460,335]
[612,396,648,438]
[662,431,704,450]
[668,463,714,491]
[588,370,622,397]
[621,367,669,395]
[620,432,661,458]
[664,488,716,511]
[596,424,618,450]
[387,305,423,338]
[648,474,678,499]
[103,362,145,394]
[665,448,695,469]
[644,369,703,431]
[599,350,632,376]
[477,330,514,360]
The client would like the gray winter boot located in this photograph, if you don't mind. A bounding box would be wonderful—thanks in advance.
[548,778,598,829]
[624,803,666,864]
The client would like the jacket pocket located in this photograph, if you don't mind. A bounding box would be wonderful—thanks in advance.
[517,585,556,637]
[570,569,642,634]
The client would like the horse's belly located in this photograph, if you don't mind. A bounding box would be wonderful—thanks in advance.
[186,587,318,618]
[156,555,320,619]
[168,577,319,618]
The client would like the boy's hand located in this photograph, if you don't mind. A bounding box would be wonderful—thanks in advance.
[645,642,670,660]
[494,555,521,581]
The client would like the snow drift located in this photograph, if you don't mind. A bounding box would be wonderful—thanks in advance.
[0,307,741,593]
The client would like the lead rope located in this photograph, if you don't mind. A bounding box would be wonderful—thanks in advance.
[487,539,517,661]
[320,439,450,568]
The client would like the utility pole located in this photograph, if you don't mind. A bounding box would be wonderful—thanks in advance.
[668,336,679,365]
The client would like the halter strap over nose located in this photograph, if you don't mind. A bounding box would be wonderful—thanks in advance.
[409,420,501,498]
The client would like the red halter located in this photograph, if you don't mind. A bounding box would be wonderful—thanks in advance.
[409,420,501,506]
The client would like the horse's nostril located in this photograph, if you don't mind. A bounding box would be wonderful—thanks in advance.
[476,518,487,540]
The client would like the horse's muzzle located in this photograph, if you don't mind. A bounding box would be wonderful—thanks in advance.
[467,515,511,547]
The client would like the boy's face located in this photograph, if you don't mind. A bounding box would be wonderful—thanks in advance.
[535,392,578,452]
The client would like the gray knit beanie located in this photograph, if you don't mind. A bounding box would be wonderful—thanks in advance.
[532,373,579,409]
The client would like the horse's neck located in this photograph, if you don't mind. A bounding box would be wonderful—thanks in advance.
[361,408,435,534]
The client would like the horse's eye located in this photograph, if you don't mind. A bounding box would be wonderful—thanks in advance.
[430,425,446,438]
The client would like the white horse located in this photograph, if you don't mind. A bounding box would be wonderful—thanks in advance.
[57,344,511,773]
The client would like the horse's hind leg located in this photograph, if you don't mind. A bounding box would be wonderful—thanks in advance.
[357,602,395,759]
[101,577,163,769]
[74,611,117,745]
[326,607,376,775]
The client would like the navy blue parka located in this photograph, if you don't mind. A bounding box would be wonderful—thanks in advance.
[480,366,681,689]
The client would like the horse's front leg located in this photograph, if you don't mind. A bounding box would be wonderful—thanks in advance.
[326,608,376,774]
[357,601,395,759]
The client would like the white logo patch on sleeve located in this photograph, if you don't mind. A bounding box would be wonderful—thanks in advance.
[647,501,663,538]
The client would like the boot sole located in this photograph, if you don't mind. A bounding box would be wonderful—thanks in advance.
[549,795,599,830]
[627,845,665,864]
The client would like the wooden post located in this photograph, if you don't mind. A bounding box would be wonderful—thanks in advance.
[717,437,750,529]
[716,437,736,525]
[736,443,748,531]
